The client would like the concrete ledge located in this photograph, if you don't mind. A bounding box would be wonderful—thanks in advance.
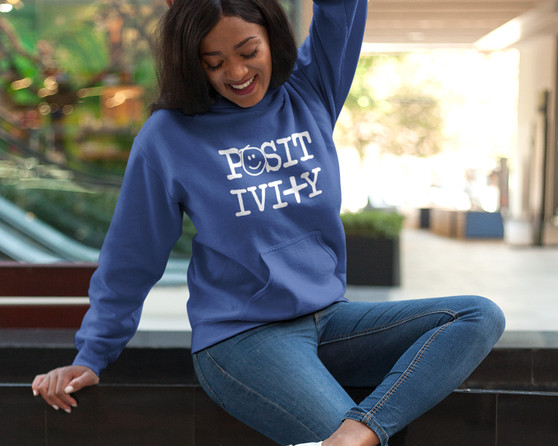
[2,329,558,445]
[3,328,557,349]
[2,329,558,390]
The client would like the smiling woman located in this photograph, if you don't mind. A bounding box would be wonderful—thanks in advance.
[199,16,272,108]
[151,0,297,115]
[32,2,505,446]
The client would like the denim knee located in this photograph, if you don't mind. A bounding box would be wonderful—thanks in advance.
[467,295,506,345]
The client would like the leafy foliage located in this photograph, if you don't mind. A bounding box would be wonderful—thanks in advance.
[0,0,164,109]
[337,55,445,159]
[341,210,404,239]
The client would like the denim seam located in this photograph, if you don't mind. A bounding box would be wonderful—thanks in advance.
[204,349,320,440]
[193,353,226,408]
[313,311,322,339]
[319,309,458,345]
[365,317,457,419]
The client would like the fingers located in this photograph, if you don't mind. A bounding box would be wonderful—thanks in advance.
[31,374,46,396]
[33,370,71,413]
[66,368,100,395]
[32,366,99,414]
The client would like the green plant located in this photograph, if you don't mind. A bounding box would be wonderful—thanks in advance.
[341,210,404,239]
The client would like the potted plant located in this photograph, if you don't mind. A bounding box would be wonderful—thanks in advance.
[341,210,404,286]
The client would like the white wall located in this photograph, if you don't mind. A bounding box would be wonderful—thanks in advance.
[507,35,556,244]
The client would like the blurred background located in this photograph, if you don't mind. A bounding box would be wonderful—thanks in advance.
[1,1,557,293]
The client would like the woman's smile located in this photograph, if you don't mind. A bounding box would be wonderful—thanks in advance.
[228,75,257,94]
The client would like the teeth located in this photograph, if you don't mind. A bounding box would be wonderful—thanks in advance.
[230,76,255,90]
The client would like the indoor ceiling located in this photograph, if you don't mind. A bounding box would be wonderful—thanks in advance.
[364,0,550,48]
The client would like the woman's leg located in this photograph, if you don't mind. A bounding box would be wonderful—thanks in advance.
[317,295,505,446]
[192,295,504,446]
[193,313,357,445]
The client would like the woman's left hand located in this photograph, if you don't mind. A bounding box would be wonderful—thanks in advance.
[32,365,100,414]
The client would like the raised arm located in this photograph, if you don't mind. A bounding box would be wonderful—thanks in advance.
[292,0,368,118]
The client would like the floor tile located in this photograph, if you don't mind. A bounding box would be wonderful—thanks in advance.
[533,350,558,389]
[497,393,558,444]
[47,385,194,445]
[193,387,275,445]
[2,347,76,383]
[1,386,46,446]
[405,392,496,446]
[101,347,195,384]
[339,229,558,332]
[463,348,533,389]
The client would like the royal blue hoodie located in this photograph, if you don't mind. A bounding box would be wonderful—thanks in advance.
[74,0,368,377]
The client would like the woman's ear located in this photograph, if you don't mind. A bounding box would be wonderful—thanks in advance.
[166,0,173,7]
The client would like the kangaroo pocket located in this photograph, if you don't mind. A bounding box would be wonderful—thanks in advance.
[241,231,344,321]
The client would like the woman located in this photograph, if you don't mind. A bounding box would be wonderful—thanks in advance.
[33,1,506,445]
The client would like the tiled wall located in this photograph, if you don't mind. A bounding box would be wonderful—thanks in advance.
[2,333,558,445]
[4,384,557,445]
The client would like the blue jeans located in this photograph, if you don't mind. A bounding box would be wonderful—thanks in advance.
[193,296,505,445]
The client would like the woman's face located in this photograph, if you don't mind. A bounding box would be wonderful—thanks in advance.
[199,15,272,108]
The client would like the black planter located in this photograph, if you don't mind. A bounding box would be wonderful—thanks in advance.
[345,236,401,286]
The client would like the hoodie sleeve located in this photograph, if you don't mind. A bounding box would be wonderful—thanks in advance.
[292,0,368,120]
[73,145,184,377]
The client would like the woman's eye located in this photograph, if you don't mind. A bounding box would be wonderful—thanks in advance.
[206,62,223,72]
[243,49,258,59]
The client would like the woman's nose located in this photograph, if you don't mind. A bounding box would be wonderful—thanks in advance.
[226,59,248,81]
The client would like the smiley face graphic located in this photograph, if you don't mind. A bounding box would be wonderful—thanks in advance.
[241,146,267,176]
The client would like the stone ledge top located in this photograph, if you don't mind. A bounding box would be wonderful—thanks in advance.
[1,329,558,350]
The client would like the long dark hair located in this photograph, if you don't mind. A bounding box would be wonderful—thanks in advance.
[150,0,297,115]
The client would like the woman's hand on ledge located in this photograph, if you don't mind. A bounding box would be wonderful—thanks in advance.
[32,365,100,414]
